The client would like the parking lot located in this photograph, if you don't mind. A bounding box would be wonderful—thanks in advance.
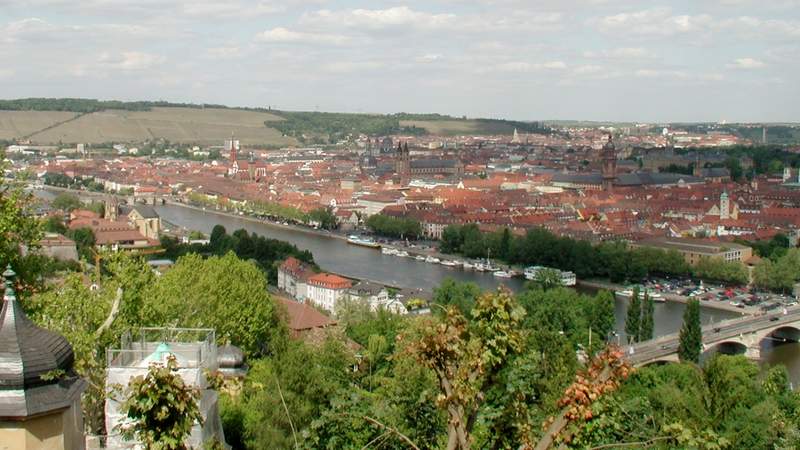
[642,277,796,313]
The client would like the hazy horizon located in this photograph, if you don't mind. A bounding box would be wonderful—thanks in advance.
[1,1,798,123]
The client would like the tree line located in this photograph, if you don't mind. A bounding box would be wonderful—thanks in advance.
[440,224,749,285]
[365,214,423,239]
[160,224,315,284]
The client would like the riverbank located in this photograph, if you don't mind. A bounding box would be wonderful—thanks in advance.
[578,279,753,316]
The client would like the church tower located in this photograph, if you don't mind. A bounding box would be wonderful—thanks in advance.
[720,191,730,220]
[601,134,617,192]
[395,141,411,185]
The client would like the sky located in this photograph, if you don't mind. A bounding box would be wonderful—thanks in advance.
[0,0,798,122]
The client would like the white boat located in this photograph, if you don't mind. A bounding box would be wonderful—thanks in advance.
[493,270,512,278]
[462,262,474,270]
[381,247,397,255]
[615,289,634,299]
[396,250,409,257]
[440,260,458,267]
[425,256,440,264]
[649,292,666,303]
[560,271,577,287]
[414,255,425,261]
[347,235,381,249]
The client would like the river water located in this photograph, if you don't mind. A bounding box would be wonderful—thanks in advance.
[31,190,800,384]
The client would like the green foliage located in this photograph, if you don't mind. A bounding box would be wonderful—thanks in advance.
[0,157,42,282]
[0,97,229,113]
[271,111,426,144]
[432,278,481,318]
[532,267,563,290]
[66,227,96,261]
[308,207,337,230]
[162,224,314,284]
[693,257,748,285]
[753,248,800,293]
[624,288,641,344]
[142,252,287,356]
[365,214,422,239]
[589,290,616,343]
[639,291,655,342]
[240,339,353,449]
[42,215,67,234]
[571,355,800,449]
[117,356,203,450]
[679,299,703,363]
[441,225,695,284]
[51,192,82,211]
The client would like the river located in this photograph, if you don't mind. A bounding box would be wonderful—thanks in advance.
[32,189,800,385]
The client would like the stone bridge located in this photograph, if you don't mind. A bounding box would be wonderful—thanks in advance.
[627,307,800,366]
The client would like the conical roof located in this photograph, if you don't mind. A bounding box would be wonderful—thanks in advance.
[0,265,84,419]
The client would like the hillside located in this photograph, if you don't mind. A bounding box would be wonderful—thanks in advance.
[1,107,294,146]
[0,98,553,145]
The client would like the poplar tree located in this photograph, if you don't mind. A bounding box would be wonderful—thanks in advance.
[639,291,655,342]
[624,287,641,344]
[678,299,702,363]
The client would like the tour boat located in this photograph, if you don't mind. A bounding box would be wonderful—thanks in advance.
[347,235,381,249]
[615,289,635,299]
[493,270,512,278]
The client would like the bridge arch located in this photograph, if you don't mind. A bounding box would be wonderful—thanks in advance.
[703,340,748,358]
[760,325,800,346]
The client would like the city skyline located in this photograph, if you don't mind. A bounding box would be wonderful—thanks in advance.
[1,0,798,122]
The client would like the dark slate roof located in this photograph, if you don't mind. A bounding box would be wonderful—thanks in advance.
[701,167,731,178]
[552,171,704,186]
[130,205,159,219]
[411,159,458,169]
[0,266,85,419]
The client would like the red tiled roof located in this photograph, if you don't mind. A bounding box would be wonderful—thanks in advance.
[278,297,335,335]
[307,273,352,290]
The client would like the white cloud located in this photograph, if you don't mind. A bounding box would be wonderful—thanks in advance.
[493,61,567,73]
[98,51,165,70]
[584,47,656,59]
[728,57,766,69]
[322,61,383,73]
[301,6,457,31]
[256,27,351,45]
[593,8,712,36]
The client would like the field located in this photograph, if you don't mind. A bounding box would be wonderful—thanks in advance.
[401,119,518,136]
[6,107,295,146]
[0,111,78,140]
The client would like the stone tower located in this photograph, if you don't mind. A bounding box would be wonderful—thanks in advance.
[720,191,730,220]
[601,134,617,192]
[395,141,411,185]
[104,196,118,221]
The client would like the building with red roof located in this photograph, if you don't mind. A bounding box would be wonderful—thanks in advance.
[306,273,353,312]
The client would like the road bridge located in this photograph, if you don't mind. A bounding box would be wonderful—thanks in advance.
[627,307,800,366]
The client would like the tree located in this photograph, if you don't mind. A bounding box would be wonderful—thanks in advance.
[624,288,641,344]
[0,153,42,283]
[43,215,67,234]
[678,299,702,363]
[142,252,287,356]
[308,207,337,230]
[66,227,96,261]
[531,267,562,290]
[639,291,654,342]
[117,356,203,450]
[589,290,616,345]
[403,289,526,450]
[51,192,82,211]
[432,278,481,318]
[440,225,463,254]
[209,225,227,249]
